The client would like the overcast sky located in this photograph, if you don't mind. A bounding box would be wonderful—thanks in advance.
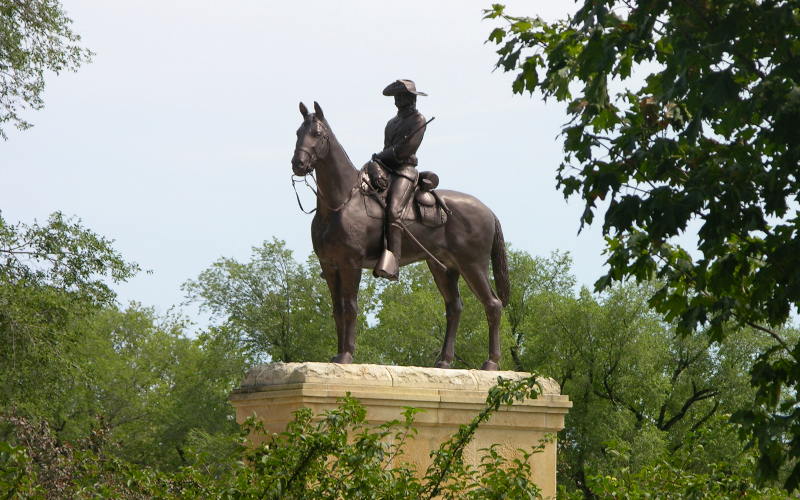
[3,0,605,324]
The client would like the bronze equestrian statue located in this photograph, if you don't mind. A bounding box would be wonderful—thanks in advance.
[290,81,509,370]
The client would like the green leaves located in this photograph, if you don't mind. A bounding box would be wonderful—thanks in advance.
[487,27,505,43]
[0,212,139,305]
[487,0,800,490]
[0,0,93,139]
[0,212,139,429]
[422,376,543,499]
[2,376,545,499]
[582,441,787,499]
[183,239,340,363]
[0,441,33,499]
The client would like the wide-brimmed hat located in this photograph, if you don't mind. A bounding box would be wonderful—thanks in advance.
[382,79,428,96]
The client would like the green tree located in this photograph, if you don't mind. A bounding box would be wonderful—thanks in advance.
[572,428,786,500]
[1,375,548,499]
[3,301,248,470]
[0,0,93,138]
[520,281,776,495]
[3,374,785,499]
[79,305,248,469]
[494,247,774,494]
[486,0,800,489]
[358,262,493,369]
[0,212,138,420]
[183,239,373,363]
[359,250,574,370]
[0,213,245,470]
[505,249,574,371]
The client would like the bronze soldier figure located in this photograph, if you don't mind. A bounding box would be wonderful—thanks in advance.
[371,79,428,280]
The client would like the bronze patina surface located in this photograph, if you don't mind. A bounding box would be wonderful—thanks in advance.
[290,82,509,370]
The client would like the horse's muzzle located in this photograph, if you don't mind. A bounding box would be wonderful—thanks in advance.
[291,151,312,176]
[292,161,310,176]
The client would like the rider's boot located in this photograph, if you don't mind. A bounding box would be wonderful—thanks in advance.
[374,222,402,280]
[374,173,414,281]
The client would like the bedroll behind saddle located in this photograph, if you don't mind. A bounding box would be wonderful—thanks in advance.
[360,161,448,228]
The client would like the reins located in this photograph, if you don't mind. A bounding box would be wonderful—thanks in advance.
[291,174,319,214]
[292,121,361,215]
[291,171,360,214]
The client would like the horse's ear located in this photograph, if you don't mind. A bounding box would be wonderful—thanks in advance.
[313,101,324,119]
[299,102,309,118]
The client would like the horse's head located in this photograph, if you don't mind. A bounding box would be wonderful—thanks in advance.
[292,101,330,176]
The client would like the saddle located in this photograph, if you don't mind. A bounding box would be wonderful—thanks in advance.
[360,161,449,228]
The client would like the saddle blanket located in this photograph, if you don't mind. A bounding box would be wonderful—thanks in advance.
[359,163,448,228]
[362,191,447,228]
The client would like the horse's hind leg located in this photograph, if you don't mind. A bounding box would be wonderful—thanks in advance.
[427,262,462,369]
[460,263,503,371]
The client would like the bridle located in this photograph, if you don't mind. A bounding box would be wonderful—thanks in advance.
[294,123,330,168]
[291,121,359,214]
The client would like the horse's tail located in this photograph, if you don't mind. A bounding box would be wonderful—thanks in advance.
[491,214,510,307]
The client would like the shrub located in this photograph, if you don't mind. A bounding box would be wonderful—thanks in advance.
[1,376,544,499]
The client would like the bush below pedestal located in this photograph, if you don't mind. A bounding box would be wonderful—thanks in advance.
[230,362,571,499]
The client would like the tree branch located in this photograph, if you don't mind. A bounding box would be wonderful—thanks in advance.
[660,385,719,431]
[745,320,793,357]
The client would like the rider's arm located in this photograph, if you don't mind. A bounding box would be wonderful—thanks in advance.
[373,114,426,164]
[392,115,426,163]
[373,121,396,162]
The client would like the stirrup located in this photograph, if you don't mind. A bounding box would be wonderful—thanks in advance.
[373,249,399,280]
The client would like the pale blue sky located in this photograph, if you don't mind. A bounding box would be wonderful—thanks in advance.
[2,0,605,324]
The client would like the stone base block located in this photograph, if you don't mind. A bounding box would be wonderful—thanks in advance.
[230,362,571,499]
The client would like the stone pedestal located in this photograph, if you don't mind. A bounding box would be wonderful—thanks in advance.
[230,362,571,499]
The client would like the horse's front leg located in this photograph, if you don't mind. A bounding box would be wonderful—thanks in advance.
[321,262,345,361]
[324,265,362,364]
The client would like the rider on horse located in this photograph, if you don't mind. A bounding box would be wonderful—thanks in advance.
[371,79,428,281]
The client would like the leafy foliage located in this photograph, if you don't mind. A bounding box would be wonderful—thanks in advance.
[77,306,248,469]
[183,239,351,363]
[0,207,784,496]
[504,256,779,494]
[485,0,800,489]
[568,419,788,498]
[357,262,496,369]
[576,447,786,499]
[1,373,782,499]
[505,249,575,371]
[0,212,138,421]
[0,0,93,138]
[0,212,247,470]
[0,211,138,304]
[1,376,545,499]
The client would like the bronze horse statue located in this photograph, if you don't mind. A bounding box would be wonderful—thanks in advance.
[291,101,509,370]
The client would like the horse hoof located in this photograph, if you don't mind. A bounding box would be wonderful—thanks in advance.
[331,352,353,364]
[481,360,500,371]
[434,360,452,369]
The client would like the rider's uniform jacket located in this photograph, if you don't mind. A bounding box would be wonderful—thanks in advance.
[375,106,426,181]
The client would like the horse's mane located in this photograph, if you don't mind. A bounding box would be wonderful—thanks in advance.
[306,113,356,171]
